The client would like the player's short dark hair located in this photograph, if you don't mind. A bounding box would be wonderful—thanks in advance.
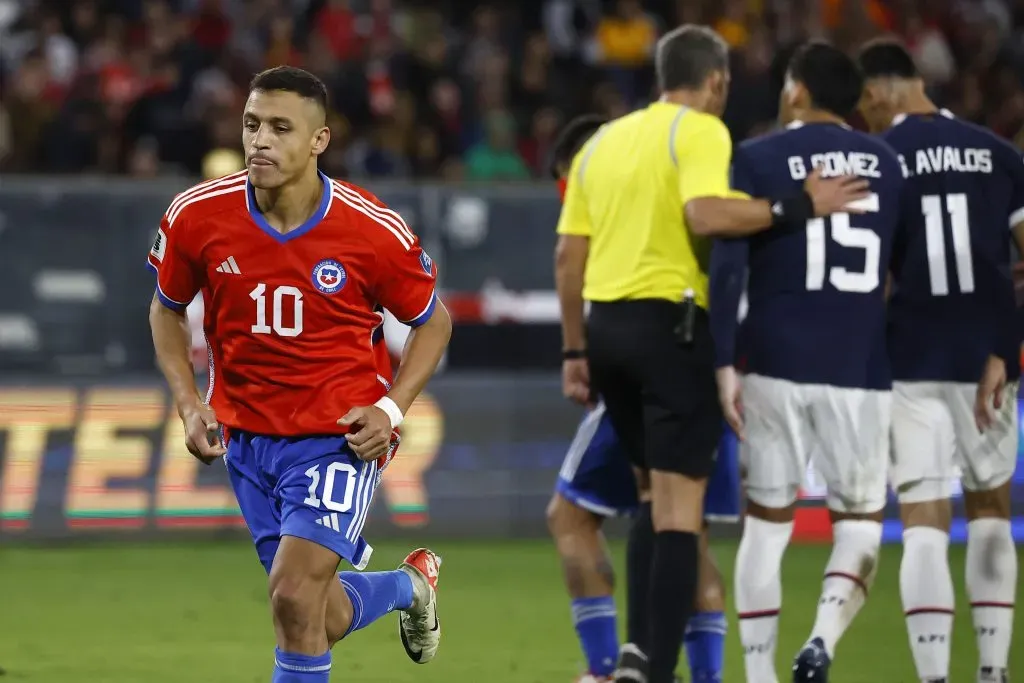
[787,42,864,119]
[249,66,329,112]
[856,40,920,80]
[549,115,607,179]
[656,25,729,91]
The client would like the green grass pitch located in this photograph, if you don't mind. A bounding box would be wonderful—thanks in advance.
[0,539,1020,682]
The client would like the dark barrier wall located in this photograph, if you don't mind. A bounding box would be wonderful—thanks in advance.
[0,177,563,375]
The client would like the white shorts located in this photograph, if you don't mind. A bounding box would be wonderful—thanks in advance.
[891,381,1019,503]
[741,374,892,513]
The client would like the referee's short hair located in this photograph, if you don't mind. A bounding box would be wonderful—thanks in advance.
[787,42,864,120]
[656,25,730,92]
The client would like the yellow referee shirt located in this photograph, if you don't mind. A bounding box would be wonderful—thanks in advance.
[556,102,732,309]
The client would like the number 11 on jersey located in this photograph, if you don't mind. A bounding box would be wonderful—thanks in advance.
[921,193,973,296]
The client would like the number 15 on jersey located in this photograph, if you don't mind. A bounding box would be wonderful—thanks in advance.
[805,193,882,294]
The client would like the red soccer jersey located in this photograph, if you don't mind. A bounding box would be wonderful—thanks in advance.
[147,170,438,437]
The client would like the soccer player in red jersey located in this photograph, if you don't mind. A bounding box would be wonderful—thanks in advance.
[148,67,452,683]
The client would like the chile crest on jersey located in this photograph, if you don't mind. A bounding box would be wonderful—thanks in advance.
[312,259,347,294]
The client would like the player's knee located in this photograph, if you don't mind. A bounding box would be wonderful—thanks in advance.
[745,498,797,523]
[898,496,952,531]
[546,493,597,539]
[269,573,325,633]
[745,486,799,519]
[964,480,1012,520]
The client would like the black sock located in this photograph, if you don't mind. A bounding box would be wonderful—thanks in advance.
[625,501,654,651]
[647,530,699,683]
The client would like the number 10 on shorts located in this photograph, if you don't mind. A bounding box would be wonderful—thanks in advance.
[304,462,358,512]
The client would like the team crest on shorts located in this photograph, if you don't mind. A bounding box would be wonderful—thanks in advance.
[419,251,433,275]
[312,259,347,294]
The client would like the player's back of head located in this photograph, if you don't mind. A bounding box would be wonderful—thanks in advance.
[857,40,919,82]
[787,42,864,120]
[549,115,607,179]
[249,66,329,113]
[655,24,729,92]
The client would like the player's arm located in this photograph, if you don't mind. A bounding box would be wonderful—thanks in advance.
[343,210,451,459]
[146,214,223,462]
[709,234,748,437]
[387,303,452,415]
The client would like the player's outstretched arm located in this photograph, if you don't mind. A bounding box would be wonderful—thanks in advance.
[150,295,225,463]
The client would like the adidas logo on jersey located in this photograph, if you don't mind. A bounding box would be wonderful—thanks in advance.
[315,512,341,532]
[215,256,241,275]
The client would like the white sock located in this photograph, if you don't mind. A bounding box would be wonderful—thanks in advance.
[901,526,954,681]
[807,519,882,657]
[966,518,1017,681]
[735,516,793,683]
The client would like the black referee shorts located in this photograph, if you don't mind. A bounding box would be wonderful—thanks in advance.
[586,299,722,480]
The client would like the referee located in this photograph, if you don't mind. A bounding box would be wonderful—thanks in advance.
[554,25,865,683]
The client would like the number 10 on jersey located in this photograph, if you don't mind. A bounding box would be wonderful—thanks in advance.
[250,283,304,337]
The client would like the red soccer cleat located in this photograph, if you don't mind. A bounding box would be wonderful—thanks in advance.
[397,547,442,664]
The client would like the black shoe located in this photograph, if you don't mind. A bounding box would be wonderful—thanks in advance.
[613,643,648,683]
[792,637,831,682]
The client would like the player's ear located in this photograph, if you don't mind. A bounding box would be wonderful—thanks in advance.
[311,126,331,157]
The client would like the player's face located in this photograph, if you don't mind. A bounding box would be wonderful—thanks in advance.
[857,82,891,134]
[242,90,330,189]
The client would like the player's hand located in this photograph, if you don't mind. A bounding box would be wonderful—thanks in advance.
[562,358,592,408]
[804,167,870,216]
[339,406,393,461]
[179,402,226,464]
[715,366,744,440]
[974,354,1007,432]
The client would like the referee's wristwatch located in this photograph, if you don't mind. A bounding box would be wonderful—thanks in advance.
[562,349,586,360]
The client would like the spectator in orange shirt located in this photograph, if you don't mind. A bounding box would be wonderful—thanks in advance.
[594,0,657,106]
[595,0,657,67]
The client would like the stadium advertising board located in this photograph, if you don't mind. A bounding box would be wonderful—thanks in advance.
[1,381,1022,543]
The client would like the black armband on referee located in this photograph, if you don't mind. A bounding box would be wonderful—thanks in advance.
[562,349,586,360]
[770,191,815,227]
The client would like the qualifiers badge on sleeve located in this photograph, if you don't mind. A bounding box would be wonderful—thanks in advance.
[312,259,347,294]
[419,251,433,275]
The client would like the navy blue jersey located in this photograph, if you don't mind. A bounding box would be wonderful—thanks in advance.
[882,110,1023,383]
[710,121,905,390]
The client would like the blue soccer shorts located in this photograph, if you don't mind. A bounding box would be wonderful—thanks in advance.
[555,402,741,522]
[225,430,380,573]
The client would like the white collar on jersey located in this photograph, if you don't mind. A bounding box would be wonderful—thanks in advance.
[785,120,852,130]
[891,108,954,127]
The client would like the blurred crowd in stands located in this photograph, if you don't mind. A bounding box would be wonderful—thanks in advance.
[2,0,1024,180]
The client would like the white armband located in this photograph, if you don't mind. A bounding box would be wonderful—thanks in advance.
[374,396,404,429]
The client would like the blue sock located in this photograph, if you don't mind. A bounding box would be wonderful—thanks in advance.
[339,570,415,637]
[684,611,727,682]
[571,596,619,677]
[272,648,331,683]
